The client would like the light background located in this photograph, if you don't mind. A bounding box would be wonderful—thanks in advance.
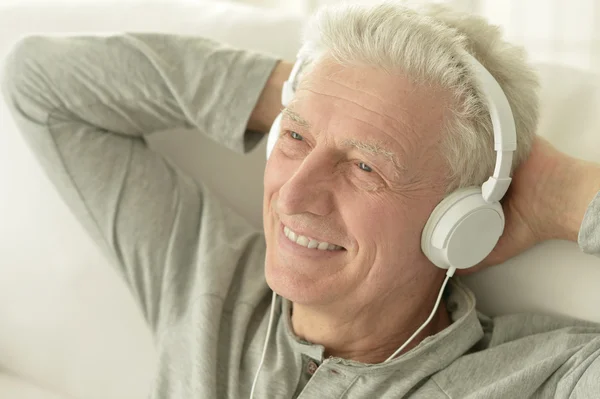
[1,1,600,398]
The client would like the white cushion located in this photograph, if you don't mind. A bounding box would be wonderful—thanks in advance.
[0,2,599,399]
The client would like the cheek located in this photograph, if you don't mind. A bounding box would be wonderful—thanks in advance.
[263,154,301,223]
[264,155,292,196]
[263,158,287,255]
[344,194,431,255]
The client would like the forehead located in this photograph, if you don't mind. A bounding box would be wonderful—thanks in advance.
[289,60,449,162]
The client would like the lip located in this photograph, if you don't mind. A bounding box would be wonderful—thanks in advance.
[278,222,346,259]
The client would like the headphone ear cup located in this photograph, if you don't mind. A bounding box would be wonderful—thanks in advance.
[421,187,505,270]
[266,113,282,160]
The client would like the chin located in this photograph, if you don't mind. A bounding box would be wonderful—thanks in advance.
[264,251,336,306]
[265,253,312,304]
[262,210,349,306]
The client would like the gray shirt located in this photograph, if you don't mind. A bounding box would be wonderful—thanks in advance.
[2,33,599,399]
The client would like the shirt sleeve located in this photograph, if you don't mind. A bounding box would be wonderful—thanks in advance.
[0,33,278,332]
[570,346,600,397]
[578,191,600,256]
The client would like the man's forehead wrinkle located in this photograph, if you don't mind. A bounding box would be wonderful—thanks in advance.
[305,74,417,140]
[300,86,413,136]
[321,64,415,112]
[285,92,401,143]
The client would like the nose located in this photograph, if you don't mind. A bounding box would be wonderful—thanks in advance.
[277,150,335,217]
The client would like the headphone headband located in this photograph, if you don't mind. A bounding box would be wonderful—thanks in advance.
[462,53,516,202]
[281,56,305,106]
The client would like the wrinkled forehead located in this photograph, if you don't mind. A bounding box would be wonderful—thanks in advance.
[293,59,450,151]
[301,58,446,99]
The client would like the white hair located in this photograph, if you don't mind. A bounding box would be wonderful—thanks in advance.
[297,1,540,193]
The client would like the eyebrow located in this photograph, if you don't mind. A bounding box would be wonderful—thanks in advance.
[342,138,406,176]
[282,108,311,129]
[281,107,406,177]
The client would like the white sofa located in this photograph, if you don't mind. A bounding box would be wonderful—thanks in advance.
[1,1,599,398]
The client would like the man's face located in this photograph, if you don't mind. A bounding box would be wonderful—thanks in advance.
[263,59,450,308]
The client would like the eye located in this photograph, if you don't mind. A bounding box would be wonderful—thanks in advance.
[358,162,372,172]
[290,131,304,141]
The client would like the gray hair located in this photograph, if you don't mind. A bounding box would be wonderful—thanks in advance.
[297,1,540,193]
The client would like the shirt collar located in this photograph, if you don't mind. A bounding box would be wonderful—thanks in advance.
[278,277,483,377]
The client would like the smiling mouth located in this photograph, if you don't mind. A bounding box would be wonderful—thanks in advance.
[283,225,345,251]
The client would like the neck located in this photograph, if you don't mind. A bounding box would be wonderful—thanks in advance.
[290,280,451,364]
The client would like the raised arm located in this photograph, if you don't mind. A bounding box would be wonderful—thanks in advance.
[466,136,600,272]
[0,33,283,332]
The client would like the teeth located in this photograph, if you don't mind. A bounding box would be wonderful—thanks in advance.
[317,242,329,250]
[283,225,342,251]
[296,236,309,246]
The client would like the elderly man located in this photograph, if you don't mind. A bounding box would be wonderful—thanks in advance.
[2,1,600,398]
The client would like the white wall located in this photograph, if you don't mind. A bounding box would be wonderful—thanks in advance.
[2,0,598,71]
[1,2,599,398]
[233,0,600,73]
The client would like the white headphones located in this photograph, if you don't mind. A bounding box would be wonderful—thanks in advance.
[266,53,516,272]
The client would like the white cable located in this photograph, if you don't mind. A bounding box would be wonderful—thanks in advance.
[384,267,456,363]
[249,290,278,399]
[250,267,454,395]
